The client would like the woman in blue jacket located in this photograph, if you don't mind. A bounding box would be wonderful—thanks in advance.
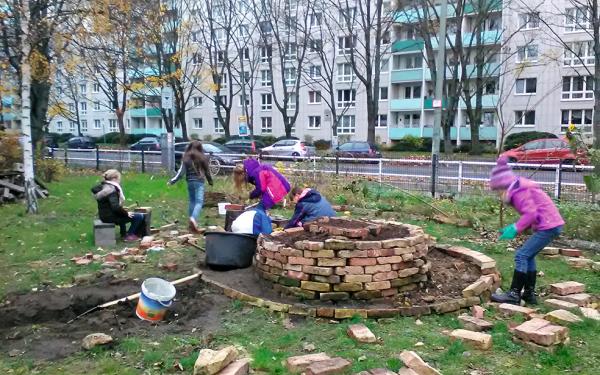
[285,187,336,229]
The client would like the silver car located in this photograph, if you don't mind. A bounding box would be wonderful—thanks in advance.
[261,139,316,157]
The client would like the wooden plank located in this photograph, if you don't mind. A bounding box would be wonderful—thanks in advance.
[0,179,25,193]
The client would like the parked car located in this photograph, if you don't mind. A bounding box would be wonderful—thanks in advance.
[260,139,316,157]
[335,142,382,159]
[67,136,96,149]
[130,137,161,151]
[500,138,588,165]
[174,141,241,175]
[224,139,266,154]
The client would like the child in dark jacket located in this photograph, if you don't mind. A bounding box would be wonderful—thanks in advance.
[231,202,273,236]
[489,157,565,305]
[233,158,291,210]
[91,169,145,242]
[285,187,336,229]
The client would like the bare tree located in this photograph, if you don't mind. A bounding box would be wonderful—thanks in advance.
[330,0,394,143]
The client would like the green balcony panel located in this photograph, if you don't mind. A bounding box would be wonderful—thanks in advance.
[460,94,499,108]
[131,128,182,137]
[395,0,501,24]
[390,98,422,111]
[389,126,497,141]
[391,69,425,82]
[392,39,424,53]
[464,62,501,78]
[129,108,162,118]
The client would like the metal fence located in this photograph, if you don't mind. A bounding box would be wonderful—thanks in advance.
[49,148,596,203]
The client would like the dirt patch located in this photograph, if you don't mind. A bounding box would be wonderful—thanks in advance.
[0,277,228,361]
[272,223,410,247]
[200,248,481,308]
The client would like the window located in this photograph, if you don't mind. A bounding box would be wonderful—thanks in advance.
[338,7,356,23]
[261,117,272,133]
[214,118,225,134]
[259,21,272,35]
[284,43,297,60]
[520,12,540,30]
[514,110,535,127]
[193,96,202,107]
[192,53,201,65]
[284,16,297,33]
[260,45,272,63]
[310,12,322,27]
[214,95,227,107]
[94,101,101,111]
[284,68,297,86]
[380,58,389,72]
[261,70,272,87]
[404,85,422,99]
[485,80,498,94]
[57,86,63,95]
[308,90,322,104]
[562,76,594,99]
[81,120,88,132]
[337,63,355,82]
[337,89,356,108]
[261,93,272,110]
[517,44,538,63]
[382,31,391,45]
[286,93,297,111]
[380,87,388,101]
[109,119,117,131]
[564,41,595,66]
[565,7,591,32]
[238,25,249,38]
[92,83,100,93]
[94,119,101,129]
[337,115,356,134]
[482,111,495,127]
[79,83,86,93]
[193,118,203,129]
[561,109,593,133]
[69,103,75,112]
[217,50,226,63]
[239,48,250,61]
[56,121,63,132]
[308,116,321,129]
[126,119,130,129]
[515,78,537,94]
[376,114,388,128]
[394,54,423,70]
[239,94,250,107]
[309,39,322,53]
[241,71,250,84]
[216,74,228,89]
[80,101,87,114]
[338,35,356,55]
[309,65,321,79]
[70,121,76,132]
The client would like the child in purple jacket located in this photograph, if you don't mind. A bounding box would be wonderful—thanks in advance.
[233,158,291,210]
[489,157,565,305]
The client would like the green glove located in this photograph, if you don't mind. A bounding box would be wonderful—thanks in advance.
[499,224,518,240]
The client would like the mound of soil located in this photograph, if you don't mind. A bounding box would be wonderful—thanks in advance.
[0,277,228,361]
[273,223,410,247]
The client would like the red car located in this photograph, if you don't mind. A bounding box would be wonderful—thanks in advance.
[500,138,588,165]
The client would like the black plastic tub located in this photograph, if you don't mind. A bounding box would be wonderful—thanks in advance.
[204,231,258,271]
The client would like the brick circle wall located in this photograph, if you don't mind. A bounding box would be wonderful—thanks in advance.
[255,220,435,301]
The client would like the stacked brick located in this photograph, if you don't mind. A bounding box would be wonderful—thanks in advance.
[254,219,435,301]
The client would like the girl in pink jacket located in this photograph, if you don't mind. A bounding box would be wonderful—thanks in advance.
[489,157,565,305]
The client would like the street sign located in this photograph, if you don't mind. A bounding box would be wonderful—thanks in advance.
[432,99,442,108]
[161,87,173,109]
[238,115,248,136]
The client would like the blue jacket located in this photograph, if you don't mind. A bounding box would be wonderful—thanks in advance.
[285,190,336,229]
[231,203,273,235]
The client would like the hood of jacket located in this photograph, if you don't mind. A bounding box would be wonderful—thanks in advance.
[91,182,116,201]
[506,177,538,202]
[243,158,261,181]
[299,189,322,204]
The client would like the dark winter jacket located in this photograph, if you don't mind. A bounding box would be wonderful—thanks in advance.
[170,156,213,185]
[285,189,336,229]
[91,182,130,225]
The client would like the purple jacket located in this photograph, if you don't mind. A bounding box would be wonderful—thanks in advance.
[506,177,565,233]
[243,159,291,210]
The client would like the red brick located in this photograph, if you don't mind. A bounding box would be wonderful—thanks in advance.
[365,264,392,274]
[343,228,369,239]
[365,281,391,290]
[316,307,335,318]
[401,253,414,262]
[281,247,304,257]
[560,248,583,257]
[347,324,376,343]
[286,353,331,373]
[549,281,585,296]
[399,351,442,375]
[381,288,398,297]
[273,253,288,264]
[312,275,341,284]
[337,250,369,258]
[372,271,398,281]
[458,314,493,332]
[219,358,250,375]
[335,266,364,275]
[324,239,354,250]
[349,257,377,266]
[472,305,485,319]
[301,281,331,292]
[265,259,283,269]
[304,250,336,258]
[554,293,592,307]
[305,357,352,375]
[355,241,382,250]
[353,290,382,300]
[544,299,579,311]
[302,265,334,276]
[289,257,316,266]
[498,303,536,318]
[391,262,411,271]
[376,256,404,264]
[397,268,419,278]
[317,258,346,267]
[334,308,368,319]
[450,329,492,350]
[333,282,363,292]
[284,264,303,272]
[319,292,349,301]
[286,270,310,281]
[513,318,569,346]
[344,274,372,283]
[285,227,306,234]
[393,247,415,256]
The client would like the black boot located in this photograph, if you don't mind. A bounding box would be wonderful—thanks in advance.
[522,271,538,305]
[491,270,526,305]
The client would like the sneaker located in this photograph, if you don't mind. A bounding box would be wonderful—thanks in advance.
[123,234,140,242]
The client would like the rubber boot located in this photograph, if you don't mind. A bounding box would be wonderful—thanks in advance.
[521,271,538,305]
[491,270,526,305]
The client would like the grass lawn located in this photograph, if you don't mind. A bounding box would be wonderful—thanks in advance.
[0,171,599,374]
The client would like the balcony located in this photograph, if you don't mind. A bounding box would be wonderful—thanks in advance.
[391,39,424,54]
[460,94,499,108]
[129,108,162,118]
[389,126,497,141]
[394,0,501,24]
[390,98,422,111]
[391,68,427,82]
[131,128,183,137]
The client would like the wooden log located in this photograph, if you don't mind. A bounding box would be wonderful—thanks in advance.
[0,179,25,193]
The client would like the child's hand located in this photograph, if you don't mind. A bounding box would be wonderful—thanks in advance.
[499,224,517,240]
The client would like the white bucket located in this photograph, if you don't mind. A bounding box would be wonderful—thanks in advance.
[135,277,177,321]
[218,202,231,215]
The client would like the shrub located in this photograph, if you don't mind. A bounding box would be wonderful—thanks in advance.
[388,135,424,152]
[314,139,331,150]
[212,137,228,144]
[504,131,557,150]
[454,141,497,154]
[35,156,66,182]
[203,134,213,142]
[58,132,75,143]
[190,133,200,140]
[0,132,22,170]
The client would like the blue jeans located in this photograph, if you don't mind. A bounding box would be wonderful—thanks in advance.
[123,213,145,236]
[187,180,205,221]
[515,226,562,273]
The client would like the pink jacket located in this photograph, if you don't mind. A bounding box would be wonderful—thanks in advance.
[506,177,565,233]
